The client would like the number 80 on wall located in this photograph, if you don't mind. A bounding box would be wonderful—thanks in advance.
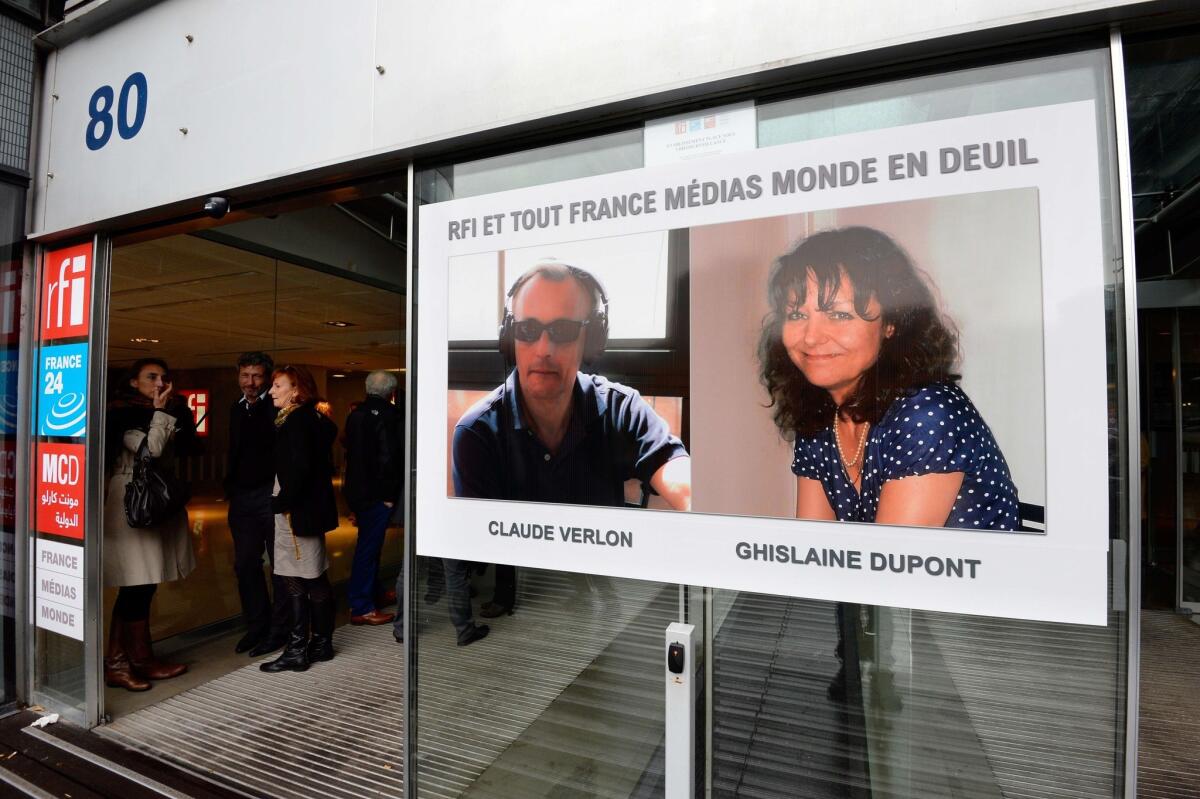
[85,72,148,151]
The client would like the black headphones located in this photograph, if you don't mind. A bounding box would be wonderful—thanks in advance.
[498,263,610,367]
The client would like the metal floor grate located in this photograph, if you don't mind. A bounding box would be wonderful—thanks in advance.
[1137,609,1200,799]
[98,623,405,799]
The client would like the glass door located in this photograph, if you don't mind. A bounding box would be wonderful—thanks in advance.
[1179,311,1200,614]
[703,46,1128,799]
[1151,308,1200,616]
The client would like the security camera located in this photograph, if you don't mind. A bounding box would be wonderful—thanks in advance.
[203,196,230,219]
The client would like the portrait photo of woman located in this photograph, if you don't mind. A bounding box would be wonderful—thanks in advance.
[757,226,1020,531]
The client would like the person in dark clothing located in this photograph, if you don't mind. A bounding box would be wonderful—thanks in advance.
[260,365,340,673]
[343,370,402,627]
[224,351,290,657]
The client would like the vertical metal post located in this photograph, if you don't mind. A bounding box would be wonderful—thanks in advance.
[704,588,714,798]
[15,242,39,706]
[403,160,417,799]
[84,234,110,727]
[1110,26,1143,799]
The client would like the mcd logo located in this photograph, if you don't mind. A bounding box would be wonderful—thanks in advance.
[41,243,92,340]
[41,450,80,485]
[35,442,85,540]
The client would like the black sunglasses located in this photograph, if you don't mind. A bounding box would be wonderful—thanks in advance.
[512,318,590,344]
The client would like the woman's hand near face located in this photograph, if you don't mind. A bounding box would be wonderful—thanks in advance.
[874,472,964,527]
[153,381,173,410]
[796,477,836,520]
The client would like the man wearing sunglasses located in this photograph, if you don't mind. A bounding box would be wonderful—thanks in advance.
[446,262,692,646]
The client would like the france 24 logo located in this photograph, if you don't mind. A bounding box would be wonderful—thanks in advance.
[41,243,92,341]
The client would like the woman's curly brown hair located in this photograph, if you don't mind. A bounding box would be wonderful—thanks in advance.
[757,226,959,439]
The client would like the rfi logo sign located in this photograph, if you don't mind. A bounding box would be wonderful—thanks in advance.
[180,389,208,436]
[41,243,91,341]
[35,442,85,540]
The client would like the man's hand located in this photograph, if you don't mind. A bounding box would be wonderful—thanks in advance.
[650,456,692,512]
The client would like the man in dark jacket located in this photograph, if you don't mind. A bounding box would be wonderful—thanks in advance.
[225,351,289,655]
[343,370,402,625]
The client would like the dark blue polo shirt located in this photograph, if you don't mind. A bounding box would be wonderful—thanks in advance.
[452,371,687,507]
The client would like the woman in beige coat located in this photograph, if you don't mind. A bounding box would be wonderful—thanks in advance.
[103,358,197,691]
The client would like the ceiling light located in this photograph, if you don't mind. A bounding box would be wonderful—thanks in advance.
[344,361,362,365]
[324,320,356,328]
[331,373,346,378]
[130,337,160,343]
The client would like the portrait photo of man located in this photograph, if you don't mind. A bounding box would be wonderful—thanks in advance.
[444,261,691,644]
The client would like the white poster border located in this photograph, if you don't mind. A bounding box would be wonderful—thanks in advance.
[416,100,1110,626]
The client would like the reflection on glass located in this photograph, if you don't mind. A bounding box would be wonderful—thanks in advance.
[414,558,673,797]
[448,231,673,343]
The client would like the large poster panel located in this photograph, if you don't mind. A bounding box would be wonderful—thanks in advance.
[418,101,1110,625]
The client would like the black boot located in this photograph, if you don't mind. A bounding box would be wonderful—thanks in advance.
[307,585,335,664]
[260,595,310,673]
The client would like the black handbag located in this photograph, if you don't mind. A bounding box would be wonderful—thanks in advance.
[124,435,191,528]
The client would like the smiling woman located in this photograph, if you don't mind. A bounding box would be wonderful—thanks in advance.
[757,226,1020,531]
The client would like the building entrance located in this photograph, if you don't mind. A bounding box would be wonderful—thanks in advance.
[90,188,409,797]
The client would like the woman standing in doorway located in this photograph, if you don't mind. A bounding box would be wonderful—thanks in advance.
[103,358,196,692]
[259,365,339,673]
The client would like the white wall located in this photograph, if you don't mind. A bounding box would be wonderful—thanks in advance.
[32,0,1143,236]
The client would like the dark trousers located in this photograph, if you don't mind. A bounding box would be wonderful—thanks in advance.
[491,564,516,608]
[229,485,288,638]
[349,501,391,616]
[443,558,476,643]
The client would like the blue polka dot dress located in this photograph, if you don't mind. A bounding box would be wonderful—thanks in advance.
[791,383,1019,530]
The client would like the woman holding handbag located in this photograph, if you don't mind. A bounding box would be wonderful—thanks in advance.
[259,364,340,673]
[103,358,196,692]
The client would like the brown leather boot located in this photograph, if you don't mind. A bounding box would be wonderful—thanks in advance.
[104,619,150,692]
[126,619,187,680]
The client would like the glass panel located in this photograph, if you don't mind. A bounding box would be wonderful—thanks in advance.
[30,237,91,717]
[707,47,1126,799]
[442,129,643,200]
[1126,27,1200,798]
[0,182,21,705]
[759,52,1101,147]
[415,126,685,797]
[1140,309,1178,607]
[1179,312,1200,606]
